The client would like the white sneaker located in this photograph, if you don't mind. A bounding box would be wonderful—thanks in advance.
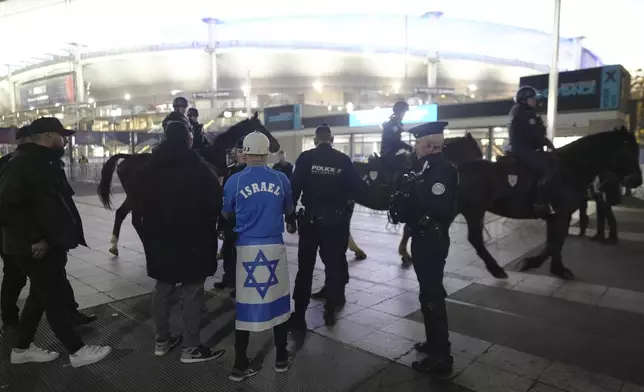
[11,343,60,364]
[69,345,112,368]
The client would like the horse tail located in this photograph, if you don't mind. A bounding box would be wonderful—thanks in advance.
[97,154,131,210]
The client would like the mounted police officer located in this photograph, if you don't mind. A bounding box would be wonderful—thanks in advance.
[508,86,556,214]
[187,108,209,152]
[288,124,368,328]
[162,96,191,132]
[380,101,412,181]
[388,121,457,375]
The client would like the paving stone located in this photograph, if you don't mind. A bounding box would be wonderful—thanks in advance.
[478,344,550,379]
[454,361,534,392]
[539,362,622,392]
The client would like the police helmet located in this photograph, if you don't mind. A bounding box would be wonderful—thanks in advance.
[514,86,538,104]
[187,108,199,118]
[172,96,189,109]
[242,131,270,155]
[393,101,409,113]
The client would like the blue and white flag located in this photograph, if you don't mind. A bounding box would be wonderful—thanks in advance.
[235,243,291,332]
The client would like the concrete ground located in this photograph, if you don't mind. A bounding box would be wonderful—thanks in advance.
[1,182,643,392]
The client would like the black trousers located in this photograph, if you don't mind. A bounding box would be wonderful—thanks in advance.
[1,253,28,327]
[293,215,349,313]
[16,249,84,354]
[234,322,288,369]
[221,230,237,287]
[410,229,451,359]
[595,195,617,239]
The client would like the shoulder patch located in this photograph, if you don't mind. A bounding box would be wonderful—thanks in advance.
[431,182,446,195]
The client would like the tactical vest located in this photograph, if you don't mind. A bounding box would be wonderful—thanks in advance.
[388,170,423,225]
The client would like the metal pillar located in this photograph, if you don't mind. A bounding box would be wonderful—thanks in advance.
[422,12,443,102]
[203,18,219,111]
[71,44,85,103]
[546,0,562,140]
[245,68,252,117]
[6,65,16,113]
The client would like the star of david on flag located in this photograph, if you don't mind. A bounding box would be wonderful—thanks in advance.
[242,249,280,299]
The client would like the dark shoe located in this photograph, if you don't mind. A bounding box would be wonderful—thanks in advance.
[414,341,431,354]
[288,313,307,332]
[311,287,327,300]
[411,356,454,375]
[71,312,97,326]
[323,308,336,326]
[229,364,261,382]
[275,352,294,373]
[180,346,225,363]
[154,336,182,356]
[213,281,228,290]
[229,289,236,299]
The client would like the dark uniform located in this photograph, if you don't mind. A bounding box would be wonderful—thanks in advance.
[290,125,368,327]
[162,97,191,132]
[187,108,209,152]
[380,101,412,164]
[389,121,457,374]
[508,86,556,211]
[272,159,294,180]
[215,140,247,292]
[590,171,621,244]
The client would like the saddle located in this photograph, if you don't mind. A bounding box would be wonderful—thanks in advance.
[365,153,411,189]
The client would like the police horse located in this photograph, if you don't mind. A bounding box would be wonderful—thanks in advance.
[350,127,642,280]
[97,112,280,255]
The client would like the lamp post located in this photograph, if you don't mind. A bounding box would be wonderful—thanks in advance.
[546,0,562,140]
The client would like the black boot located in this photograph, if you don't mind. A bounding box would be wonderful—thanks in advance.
[311,286,327,300]
[288,312,307,332]
[323,307,336,326]
[71,311,97,326]
[412,356,454,375]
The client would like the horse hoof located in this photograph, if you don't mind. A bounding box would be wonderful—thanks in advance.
[487,266,508,279]
[355,252,367,261]
[109,247,119,256]
[551,267,575,280]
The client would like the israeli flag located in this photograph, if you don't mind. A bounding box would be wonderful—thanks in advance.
[235,243,291,332]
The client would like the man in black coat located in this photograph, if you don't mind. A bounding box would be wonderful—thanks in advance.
[141,121,225,363]
[272,150,293,180]
[590,171,621,245]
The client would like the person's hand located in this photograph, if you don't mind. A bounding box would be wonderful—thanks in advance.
[286,223,297,234]
[31,240,48,259]
[217,231,225,240]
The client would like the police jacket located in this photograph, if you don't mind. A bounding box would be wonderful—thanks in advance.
[162,111,191,133]
[291,143,368,216]
[141,141,220,284]
[272,160,294,179]
[592,171,622,206]
[190,121,209,151]
[0,144,87,254]
[409,153,458,227]
[508,103,554,153]
[380,116,404,156]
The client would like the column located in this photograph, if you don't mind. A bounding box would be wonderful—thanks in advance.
[202,17,219,110]
[244,68,252,117]
[422,12,443,102]
[546,0,562,140]
[71,43,85,103]
[487,127,494,161]
[6,65,16,113]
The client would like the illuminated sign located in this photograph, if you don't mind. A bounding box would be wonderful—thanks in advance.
[19,73,75,109]
[263,104,302,131]
[349,104,438,127]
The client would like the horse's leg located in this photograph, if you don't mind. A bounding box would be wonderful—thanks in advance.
[348,232,367,261]
[130,208,144,243]
[398,224,412,264]
[109,198,132,256]
[548,214,575,280]
[519,217,553,272]
[578,198,589,237]
[463,210,508,279]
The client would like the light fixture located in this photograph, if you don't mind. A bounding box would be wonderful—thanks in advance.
[241,83,249,96]
[312,80,323,93]
[393,81,401,93]
[88,97,95,104]
[124,93,131,100]
[345,102,355,113]
[467,84,477,92]
[170,90,182,96]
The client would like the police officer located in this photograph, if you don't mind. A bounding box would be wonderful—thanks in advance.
[288,124,368,328]
[380,101,412,164]
[162,96,191,132]
[508,86,556,214]
[187,108,209,152]
[389,121,457,375]
[214,138,246,295]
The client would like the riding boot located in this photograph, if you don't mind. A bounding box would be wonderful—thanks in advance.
[533,176,552,216]
[415,301,452,364]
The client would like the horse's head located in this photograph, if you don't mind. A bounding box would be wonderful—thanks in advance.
[604,127,642,188]
[228,112,280,153]
[442,133,484,165]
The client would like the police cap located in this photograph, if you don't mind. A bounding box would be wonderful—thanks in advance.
[409,121,449,139]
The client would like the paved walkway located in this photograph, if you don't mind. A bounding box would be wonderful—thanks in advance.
[1,183,644,391]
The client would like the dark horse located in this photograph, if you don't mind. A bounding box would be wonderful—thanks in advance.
[348,134,484,262]
[97,112,280,255]
[350,128,642,280]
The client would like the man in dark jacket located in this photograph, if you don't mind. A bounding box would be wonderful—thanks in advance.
[590,171,621,244]
[187,107,209,152]
[141,121,225,363]
[272,150,294,179]
[0,117,111,367]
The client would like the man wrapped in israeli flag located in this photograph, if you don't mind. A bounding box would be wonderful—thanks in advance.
[222,131,294,382]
